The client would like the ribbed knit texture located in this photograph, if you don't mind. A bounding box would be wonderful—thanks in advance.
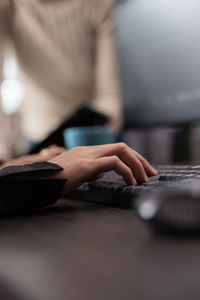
[0,0,123,144]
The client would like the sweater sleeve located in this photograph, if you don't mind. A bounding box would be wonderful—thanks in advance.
[89,0,124,134]
[0,162,66,216]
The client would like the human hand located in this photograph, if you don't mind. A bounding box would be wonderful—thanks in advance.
[48,143,158,196]
[0,145,66,169]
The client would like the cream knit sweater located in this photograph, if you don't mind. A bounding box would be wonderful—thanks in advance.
[0,0,123,147]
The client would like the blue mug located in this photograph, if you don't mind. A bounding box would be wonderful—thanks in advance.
[63,126,115,149]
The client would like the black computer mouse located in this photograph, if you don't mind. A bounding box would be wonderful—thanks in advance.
[135,180,200,234]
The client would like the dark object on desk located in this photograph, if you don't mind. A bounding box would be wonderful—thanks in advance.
[136,181,200,234]
[29,106,109,154]
[0,162,66,216]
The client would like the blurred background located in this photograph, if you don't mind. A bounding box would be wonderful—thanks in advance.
[115,0,200,165]
[1,0,200,165]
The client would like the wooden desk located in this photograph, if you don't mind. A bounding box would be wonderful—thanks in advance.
[0,199,200,300]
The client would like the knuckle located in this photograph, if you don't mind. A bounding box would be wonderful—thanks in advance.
[124,167,132,179]
[132,160,143,173]
[135,160,143,170]
[127,167,132,176]
[118,142,127,151]
[110,155,120,164]
[139,156,147,164]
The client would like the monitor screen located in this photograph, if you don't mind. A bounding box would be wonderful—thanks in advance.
[115,0,200,126]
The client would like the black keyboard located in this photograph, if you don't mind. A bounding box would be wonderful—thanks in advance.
[69,165,200,208]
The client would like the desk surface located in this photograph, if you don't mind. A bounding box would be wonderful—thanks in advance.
[0,199,200,300]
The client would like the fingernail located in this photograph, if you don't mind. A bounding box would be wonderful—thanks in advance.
[132,178,137,186]
[152,167,158,175]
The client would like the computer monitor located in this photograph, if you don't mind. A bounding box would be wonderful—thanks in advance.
[115,0,200,126]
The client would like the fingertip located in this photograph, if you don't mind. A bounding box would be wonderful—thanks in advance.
[126,177,137,186]
[132,178,137,186]
[151,167,158,175]
[146,166,158,177]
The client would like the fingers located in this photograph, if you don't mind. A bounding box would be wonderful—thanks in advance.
[47,145,66,152]
[46,145,66,155]
[93,156,137,186]
[40,145,66,158]
[49,143,157,191]
[132,150,158,176]
[118,147,149,183]
[88,143,156,183]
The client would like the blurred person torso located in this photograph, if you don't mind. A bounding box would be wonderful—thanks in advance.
[0,0,123,145]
